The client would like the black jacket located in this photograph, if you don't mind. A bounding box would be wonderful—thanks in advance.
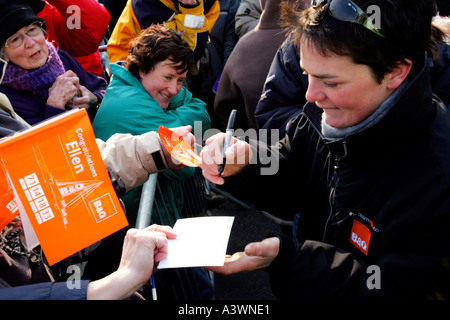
[225,59,450,299]
[254,34,307,138]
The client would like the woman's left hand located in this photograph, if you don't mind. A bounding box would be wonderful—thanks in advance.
[71,85,99,110]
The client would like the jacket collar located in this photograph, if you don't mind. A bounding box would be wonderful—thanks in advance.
[304,57,435,158]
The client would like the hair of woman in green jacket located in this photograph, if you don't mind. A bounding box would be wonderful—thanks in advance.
[125,24,195,80]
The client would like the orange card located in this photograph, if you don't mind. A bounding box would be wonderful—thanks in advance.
[0,109,128,265]
[158,126,201,167]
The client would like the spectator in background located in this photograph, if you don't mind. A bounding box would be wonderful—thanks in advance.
[254,33,307,138]
[102,0,128,32]
[28,0,111,76]
[186,0,240,129]
[106,0,219,67]
[0,0,106,124]
[214,0,306,131]
[234,0,261,38]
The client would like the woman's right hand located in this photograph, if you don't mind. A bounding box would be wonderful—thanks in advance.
[87,225,177,300]
[200,133,252,185]
[47,71,81,109]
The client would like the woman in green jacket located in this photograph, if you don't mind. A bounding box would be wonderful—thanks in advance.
[93,24,211,227]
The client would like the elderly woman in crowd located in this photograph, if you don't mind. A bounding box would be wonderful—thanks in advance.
[0,0,106,124]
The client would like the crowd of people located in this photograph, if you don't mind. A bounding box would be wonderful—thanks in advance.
[0,0,449,300]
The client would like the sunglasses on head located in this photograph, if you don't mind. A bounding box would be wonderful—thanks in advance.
[311,0,385,38]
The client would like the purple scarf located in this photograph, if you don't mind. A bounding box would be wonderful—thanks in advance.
[2,42,65,95]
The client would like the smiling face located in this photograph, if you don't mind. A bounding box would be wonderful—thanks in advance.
[140,59,187,109]
[2,23,48,70]
[300,41,395,129]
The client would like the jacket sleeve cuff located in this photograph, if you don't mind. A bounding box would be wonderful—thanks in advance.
[0,280,90,300]
[137,132,169,173]
[97,131,168,192]
[266,233,298,273]
[49,280,90,300]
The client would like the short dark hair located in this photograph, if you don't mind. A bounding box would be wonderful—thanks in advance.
[126,24,194,79]
[282,0,435,83]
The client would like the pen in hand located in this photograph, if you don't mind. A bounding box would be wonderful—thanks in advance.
[218,109,237,177]
[150,273,157,300]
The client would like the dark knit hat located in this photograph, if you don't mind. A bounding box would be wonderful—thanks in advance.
[27,0,46,14]
[0,0,44,47]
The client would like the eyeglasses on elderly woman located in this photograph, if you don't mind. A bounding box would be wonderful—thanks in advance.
[3,21,45,49]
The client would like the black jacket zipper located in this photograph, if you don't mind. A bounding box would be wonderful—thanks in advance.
[323,155,340,242]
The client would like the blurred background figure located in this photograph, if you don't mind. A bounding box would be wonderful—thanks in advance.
[106,0,220,68]
[234,0,261,38]
[185,0,240,129]
[213,0,306,131]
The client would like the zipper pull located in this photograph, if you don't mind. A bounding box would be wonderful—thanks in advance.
[329,156,340,189]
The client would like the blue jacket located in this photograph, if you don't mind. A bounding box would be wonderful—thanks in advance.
[0,281,89,300]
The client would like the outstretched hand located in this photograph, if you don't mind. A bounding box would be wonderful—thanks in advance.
[87,225,177,300]
[208,237,280,275]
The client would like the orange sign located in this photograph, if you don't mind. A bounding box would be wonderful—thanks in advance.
[0,109,128,265]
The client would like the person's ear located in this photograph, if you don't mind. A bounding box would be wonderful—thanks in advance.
[386,59,412,90]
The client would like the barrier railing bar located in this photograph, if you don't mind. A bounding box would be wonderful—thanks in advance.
[135,173,158,230]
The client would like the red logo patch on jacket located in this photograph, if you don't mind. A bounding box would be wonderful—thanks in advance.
[350,220,371,255]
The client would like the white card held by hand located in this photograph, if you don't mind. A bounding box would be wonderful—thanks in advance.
[158,216,234,269]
